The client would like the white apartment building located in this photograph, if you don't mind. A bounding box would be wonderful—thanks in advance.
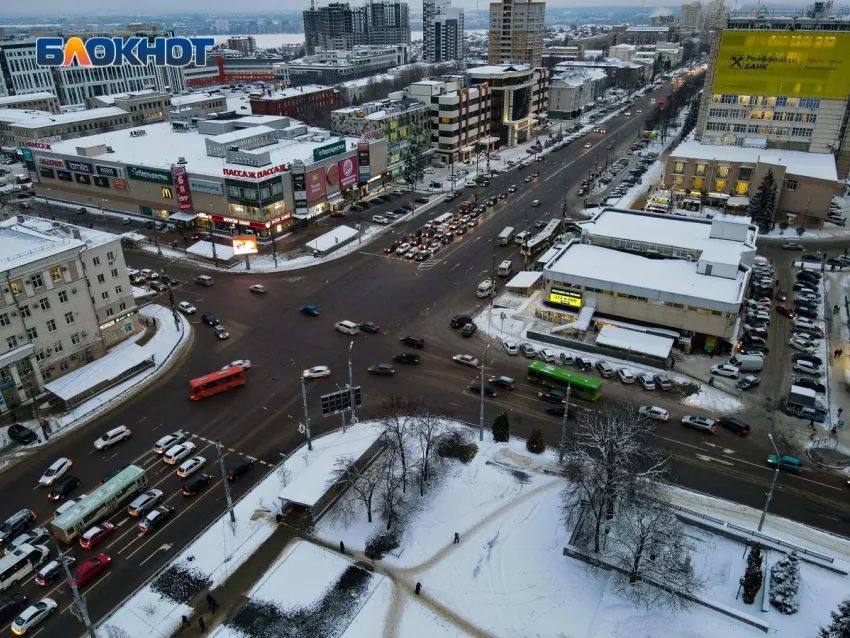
[703,0,728,32]
[548,68,608,120]
[680,2,705,34]
[488,0,546,67]
[424,0,465,63]
[0,217,140,408]
[0,39,55,98]
[0,92,60,114]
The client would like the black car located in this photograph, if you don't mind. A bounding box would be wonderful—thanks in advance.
[776,305,796,318]
[368,364,395,376]
[793,376,827,393]
[359,321,381,334]
[0,594,27,623]
[227,460,254,482]
[795,307,818,319]
[149,281,167,292]
[34,556,75,586]
[401,335,425,349]
[7,423,37,445]
[538,389,568,403]
[469,383,497,397]
[139,505,176,533]
[414,197,429,204]
[488,376,516,390]
[544,403,580,418]
[736,375,761,391]
[182,473,212,496]
[392,352,420,365]
[0,510,35,544]
[49,475,81,501]
[201,312,218,326]
[450,314,472,329]
[717,417,750,436]
[793,352,823,366]
[796,271,821,283]
[461,323,477,337]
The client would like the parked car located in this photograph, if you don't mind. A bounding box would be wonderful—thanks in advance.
[793,376,826,393]
[736,375,761,391]
[717,416,750,436]
[638,373,656,390]
[502,340,519,356]
[520,343,537,358]
[539,348,556,363]
[710,364,740,378]
[653,373,673,390]
[793,359,823,375]
[617,367,635,384]
[681,416,717,434]
[638,406,669,421]
[7,424,38,445]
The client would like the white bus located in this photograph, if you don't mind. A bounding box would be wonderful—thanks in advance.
[51,466,148,543]
[432,213,453,227]
[498,227,515,246]
[0,544,48,591]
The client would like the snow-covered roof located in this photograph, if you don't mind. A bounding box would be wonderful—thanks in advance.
[91,89,158,105]
[171,93,226,107]
[43,122,359,179]
[670,140,838,182]
[581,208,755,258]
[0,109,53,123]
[278,422,383,509]
[305,225,358,252]
[596,325,673,359]
[10,216,119,250]
[545,243,747,309]
[0,91,55,106]
[44,343,151,402]
[506,271,542,289]
[254,85,333,100]
[468,64,533,75]
[0,220,84,273]
[10,106,128,129]
[187,240,235,260]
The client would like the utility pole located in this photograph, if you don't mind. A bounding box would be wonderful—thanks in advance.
[291,359,313,450]
[347,341,356,427]
[52,534,96,638]
[558,383,572,464]
[758,434,781,532]
[216,439,236,524]
[479,345,486,442]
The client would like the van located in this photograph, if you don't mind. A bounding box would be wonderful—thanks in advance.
[433,161,446,168]
[515,231,530,246]
[595,361,615,378]
[194,275,214,286]
[498,227,515,246]
[728,354,764,373]
[334,320,360,335]
[497,260,513,277]
[477,279,495,298]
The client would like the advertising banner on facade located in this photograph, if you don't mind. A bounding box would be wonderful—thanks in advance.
[292,162,306,202]
[325,162,339,192]
[338,157,357,188]
[37,157,64,169]
[171,165,194,212]
[357,142,370,181]
[713,31,850,99]
[96,165,124,178]
[127,165,174,185]
[113,179,129,191]
[56,170,71,181]
[66,159,93,174]
[549,288,582,308]
[74,173,91,185]
[188,179,223,195]
[232,236,259,255]
[306,167,326,203]
[93,176,110,188]
[313,139,346,163]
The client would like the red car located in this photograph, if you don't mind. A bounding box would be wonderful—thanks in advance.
[189,232,202,240]
[79,523,116,549]
[73,554,111,587]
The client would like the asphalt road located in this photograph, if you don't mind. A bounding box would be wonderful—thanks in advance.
[2,84,849,637]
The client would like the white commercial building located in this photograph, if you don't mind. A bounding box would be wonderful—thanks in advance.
[467,65,548,147]
[548,68,608,120]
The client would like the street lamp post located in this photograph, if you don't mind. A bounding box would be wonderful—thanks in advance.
[479,343,488,442]
[558,383,572,464]
[291,359,313,451]
[347,341,356,427]
[758,433,781,532]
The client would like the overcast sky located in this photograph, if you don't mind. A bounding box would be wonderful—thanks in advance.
[0,0,809,17]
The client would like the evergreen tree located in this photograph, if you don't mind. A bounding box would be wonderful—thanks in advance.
[769,551,801,614]
[748,170,778,234]
[401,141,427,195]
[742,543,763,604]
[492,411,510,443]
[681,99,699,139]
[820,599,850,638]
[526,427,545,454]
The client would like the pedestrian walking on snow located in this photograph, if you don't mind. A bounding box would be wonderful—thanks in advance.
[198,616,205,631]
[181,615,190,629]
[415,582,422,595]
[206,593,218,613]
[838,407,844,418]
[340,541,345,554]
[453,532,459,544]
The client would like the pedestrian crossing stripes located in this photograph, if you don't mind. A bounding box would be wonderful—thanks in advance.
[191,434,274,467]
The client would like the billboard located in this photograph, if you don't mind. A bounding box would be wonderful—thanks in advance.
[713,31,850,100]
[326,162,339,191]
[171,165,194,212]
[313,139,346,163]
[306,168,326,203]
[339,157,357,188]
[127,165,174,185]
[549,288,582,308]
[232,236,258,256]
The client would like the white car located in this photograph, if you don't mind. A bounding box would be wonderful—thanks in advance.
[163,442,197,465]
[638,373,656,390]
[176,456,207,479]
[223,359,252,370]
[39,458,72,487]
[710,364,740,378]
[94,425,131,450]
[789,337,816,353]
[453,354,479,367]
[793,360,823,375]
[520,343,537,358]
[373,215,389,225]
[303,366,331,379]
[624,111,632,116]
[395,243,410,255]
[531,200,541,207]
[6,528,48,555]
[178,301,196,314]
[140,268,159,280]
[249,284,267,294]
[638,406,669,421]
[682,416,717,433]
[617,367,635,384]
[153,431,187,454]
[11,598,57,635]
[539,348,557,363]
[503,339,519,356]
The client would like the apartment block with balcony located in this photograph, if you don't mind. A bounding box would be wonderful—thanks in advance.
[488,0,546,67]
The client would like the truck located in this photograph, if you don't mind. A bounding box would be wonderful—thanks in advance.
[728,354,764,373]
[498,227,515,246]
[786,384,828,416]
[477,278,495,298]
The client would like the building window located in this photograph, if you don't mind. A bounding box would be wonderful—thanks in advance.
[694,164,707,176]
[738,167,754,181]
[799,98,820,109]
[64,311,75,325]
[106,308,114,317]
[6,336,17,349]
[692,177,704,190]
[46,319,56,333]
[101,291,109,300]
[736,182,750,195]
[34,349,45,362]
[97,274,105,284]
[39,297,50,311]
[60,361,69,372]
[71,332,80,345]
[54,340,63,353]
[58,290,68,303]
[119,302,127,311]
[25,327,37,340]
[672,161,685,174]
[107,251,115,261]
[786,179,798,191]
[111,268,119,278]
[0,314,7,328]
[9,281,24,297]
[716,165,730,178]
[92,256,100,266]
[714,179,727,191]
[115,286,122,295]
[20,305,30,318]
[31,273,44,288]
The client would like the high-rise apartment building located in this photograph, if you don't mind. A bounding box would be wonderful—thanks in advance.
[702,0,728,32]
[679,2,705,34]
[226,36,258,56]
[303,1,411,55]
[424,0,465,62]
[488,0,545,67]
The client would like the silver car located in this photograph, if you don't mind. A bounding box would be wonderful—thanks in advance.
[682,415,717,433]
[128,489,164,517]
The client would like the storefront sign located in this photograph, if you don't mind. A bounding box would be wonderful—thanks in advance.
[26,141,51,150]
[222,163,289,180]
[66,159,93,174]
[96,165,124,178]
[360,129,383,141]
[357,142,370,180]
[313,139,346,163]
[293,172,306,202]
[161,187,173,199]
[171,165,194,212]
[28,169,38,184]
[127,165,173,185]
[21,148,32,162]
[74,173,91,185]
[306,167,326,203]
[37,157,64,168]
[113,178,129,191]
[338,157,357,188]
[39,167,55,179]
[56,170,71,182]
[232,236,258,255]
[549,288,582,308]
[93,175,110,188]
[210,214,250,225]
[188,179,223,195]
[326,163,339,190]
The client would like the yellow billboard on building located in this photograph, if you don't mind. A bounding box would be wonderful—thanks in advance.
[712,30,850,99]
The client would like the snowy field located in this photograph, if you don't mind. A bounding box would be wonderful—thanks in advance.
[194,427,850,638]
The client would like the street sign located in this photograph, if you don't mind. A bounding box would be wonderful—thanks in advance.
[321,386,362,416]
[838,419,845,430]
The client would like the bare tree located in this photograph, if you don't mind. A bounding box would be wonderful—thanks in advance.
[103,625,132,638]
[380,395,420,493]
[414,407,444,496]
[326,454,381,525]
[607,495,703,611]
[376,444,407,531]
[560,403,669,554]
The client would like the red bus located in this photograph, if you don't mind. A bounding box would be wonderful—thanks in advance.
[189,366,246,400]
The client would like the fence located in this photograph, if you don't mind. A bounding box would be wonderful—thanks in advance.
[527,330,667,370]
[725,523,834,563]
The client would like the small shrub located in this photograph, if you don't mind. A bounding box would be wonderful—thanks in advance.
[526,428,545,454]
[437,430,478,463]
[492,412,510,443]
[365,530,400,560]
[770,551,801,615]
[742,543,763,605]
[150,563,211,605]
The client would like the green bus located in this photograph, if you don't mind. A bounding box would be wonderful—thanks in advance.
[527,361,602,402]
[51,465,148,543]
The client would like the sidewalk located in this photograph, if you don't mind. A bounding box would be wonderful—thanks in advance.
[817,269,850,467]
[0,303,192,469]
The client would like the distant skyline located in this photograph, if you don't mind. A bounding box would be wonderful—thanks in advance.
[0,1,812,19]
